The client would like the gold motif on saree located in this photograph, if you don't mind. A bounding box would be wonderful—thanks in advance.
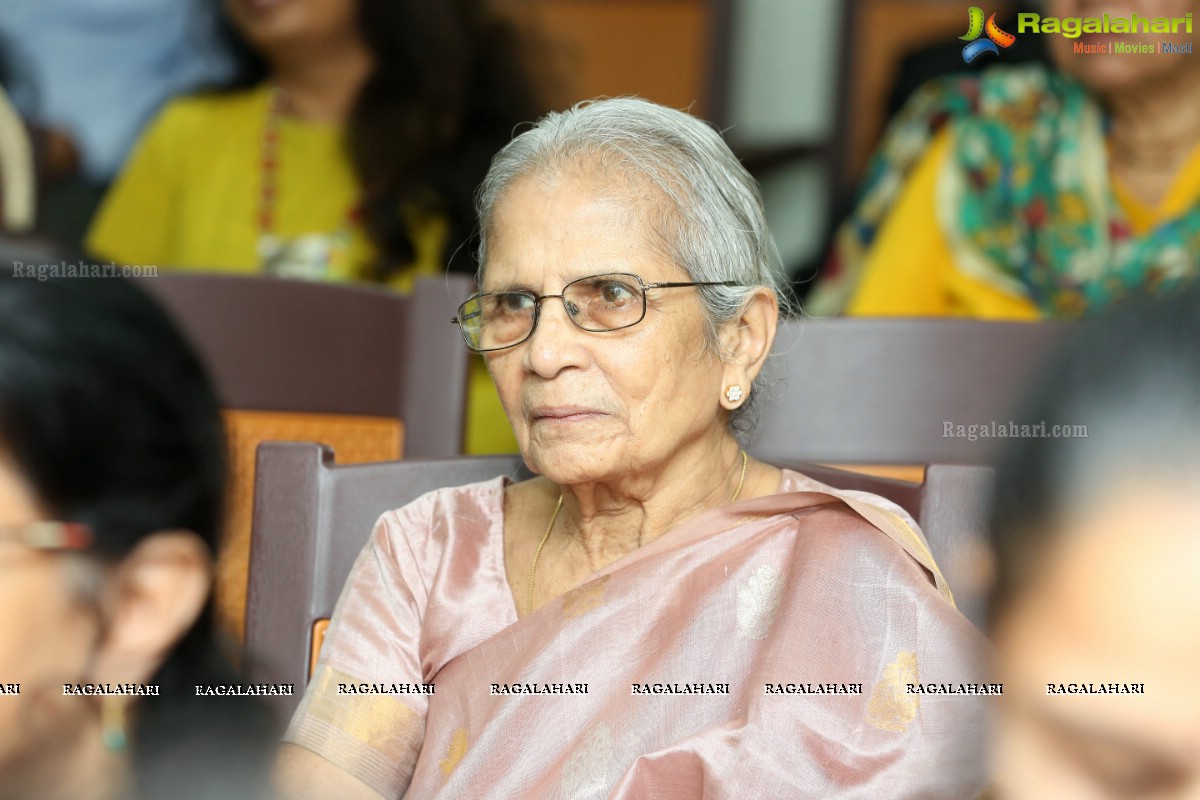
[286,665,424,796]
[737,564,784,640]
[560,723,613,799]
[867,651,919,732]
[563,574,610,619]
[301,665,423,750]
[440,727,469,776]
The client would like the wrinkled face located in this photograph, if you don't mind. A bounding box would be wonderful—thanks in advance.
[0,451,95,781]
[482,170,731,486]
[1044,0,1198,95]
[992,485,1200,798]
[224,0,361,56]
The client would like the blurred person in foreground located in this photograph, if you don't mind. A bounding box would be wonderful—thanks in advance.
[988,285,1200,797]
[0,240,275,800]
[810,0,1200,318]
[85,0,539,454]
[273,98,989,800]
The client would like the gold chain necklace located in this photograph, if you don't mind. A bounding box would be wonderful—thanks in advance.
[525,450,748,615]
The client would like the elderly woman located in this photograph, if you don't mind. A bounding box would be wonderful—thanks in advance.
[276,98,989,799]
[809,0,1200,317]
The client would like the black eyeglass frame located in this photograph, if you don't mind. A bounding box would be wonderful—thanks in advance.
[450,272,741,353]
[0,521,94,550]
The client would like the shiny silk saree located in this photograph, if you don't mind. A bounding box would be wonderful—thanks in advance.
[285,470,989,798]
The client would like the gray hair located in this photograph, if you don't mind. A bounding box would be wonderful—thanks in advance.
[475,97,794,434]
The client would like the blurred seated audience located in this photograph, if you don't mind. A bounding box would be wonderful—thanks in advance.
[808,0,1200,318]
[0,240,276,800]
[988,285,1200,797]
[274,98,989,800]
[883,6,1047,123]
[87,0,535,287]
[0,0,233,244]
[85,0,539,454]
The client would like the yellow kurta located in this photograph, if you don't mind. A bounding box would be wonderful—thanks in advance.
[846,129,1200,319]
[87,85,517,454]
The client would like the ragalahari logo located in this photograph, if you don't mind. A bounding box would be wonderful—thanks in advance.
[960,6,1017,63]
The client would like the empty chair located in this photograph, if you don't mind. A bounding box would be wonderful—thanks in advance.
[746,317,1070,466]
[139,273,474,640]
[141,273,473,457]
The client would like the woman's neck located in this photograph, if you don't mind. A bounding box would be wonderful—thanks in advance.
[14,717,128,800]
[1106,70,1200,198]
[556,435,752,571]
[269,41,373,124]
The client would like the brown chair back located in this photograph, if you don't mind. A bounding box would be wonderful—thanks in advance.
[245,442,528,718]
[747,318,1069,465]
[139,273,475,640]
[140,273,474,457]
[245,443,990,720]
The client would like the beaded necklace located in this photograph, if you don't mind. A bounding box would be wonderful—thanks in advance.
[256,86,361,280]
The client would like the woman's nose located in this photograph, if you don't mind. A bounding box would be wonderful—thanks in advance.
[522,297,590,377]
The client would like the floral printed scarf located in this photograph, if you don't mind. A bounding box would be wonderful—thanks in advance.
[810,63,1200,317]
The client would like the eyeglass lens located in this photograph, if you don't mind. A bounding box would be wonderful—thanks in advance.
[459,273,646,351]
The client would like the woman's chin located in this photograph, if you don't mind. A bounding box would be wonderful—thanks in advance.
[520,418,620,467]
[230,4,312,52]
[521,448,621,488]
[1056,41,1190,95]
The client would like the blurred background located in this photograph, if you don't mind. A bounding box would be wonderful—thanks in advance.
[0,0,1042,291]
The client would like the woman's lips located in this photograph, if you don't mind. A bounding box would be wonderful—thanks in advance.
[529,406,608,423]
[239,0,284,16]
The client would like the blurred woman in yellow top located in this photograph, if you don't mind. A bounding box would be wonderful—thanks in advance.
[809,0,1200,319]
[87,0,540,453]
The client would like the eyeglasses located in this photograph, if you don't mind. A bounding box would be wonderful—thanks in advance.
[0,521,93,550]
[451,272,740,353]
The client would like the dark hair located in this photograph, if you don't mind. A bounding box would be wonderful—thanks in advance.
[214,0,540,279]
[988,285,1200,624]
[0,239,275,799]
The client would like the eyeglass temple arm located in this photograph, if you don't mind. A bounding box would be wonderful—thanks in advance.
[0,521,93,549]
[642,280,742,289]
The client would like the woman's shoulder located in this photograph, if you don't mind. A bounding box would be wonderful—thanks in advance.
[778,469,918,524]
[967,62,1082,120]
[141,85,269,142]
[378,474,509,533]
[775,469,951,602]
[352,477,509,600]
[892,62,1061,130]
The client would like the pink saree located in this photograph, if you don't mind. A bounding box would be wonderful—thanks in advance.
[284,470,990,798]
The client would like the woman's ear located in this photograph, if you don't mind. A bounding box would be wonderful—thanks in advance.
[719,288,779,400]
[91,531,213,685]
